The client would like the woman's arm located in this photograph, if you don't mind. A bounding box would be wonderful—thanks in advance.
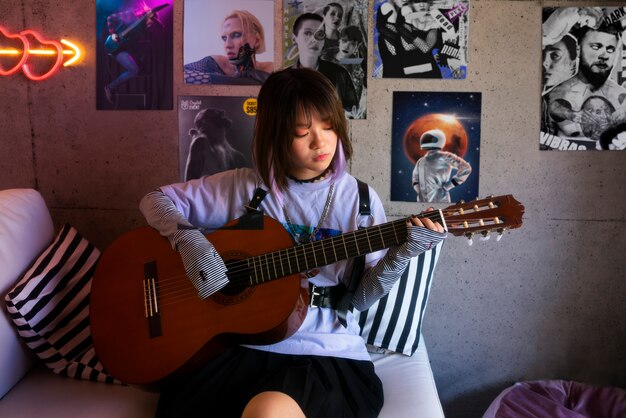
[352,219,446,311]
[139,189,229,299]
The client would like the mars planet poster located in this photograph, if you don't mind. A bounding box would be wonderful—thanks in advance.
[391,91,481,203]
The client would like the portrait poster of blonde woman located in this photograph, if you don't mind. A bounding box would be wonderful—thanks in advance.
[183,0,275,85]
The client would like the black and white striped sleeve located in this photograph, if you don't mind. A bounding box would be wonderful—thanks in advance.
[139,189,229,299]
[352,225,447,311]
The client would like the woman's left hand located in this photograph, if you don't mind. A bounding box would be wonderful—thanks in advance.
[407,207,445,233]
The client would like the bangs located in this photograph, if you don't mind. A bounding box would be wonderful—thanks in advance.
[295,88,343,131]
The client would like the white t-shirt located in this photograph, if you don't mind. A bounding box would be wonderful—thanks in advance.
[161,168,388,361]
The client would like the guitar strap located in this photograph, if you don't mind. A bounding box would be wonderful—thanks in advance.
[336,179,370,327]
[246,188,268,213]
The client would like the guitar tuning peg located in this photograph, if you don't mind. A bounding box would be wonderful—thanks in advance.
[465,232,474,246]
[480,231,490,241]
[496,229,504,241]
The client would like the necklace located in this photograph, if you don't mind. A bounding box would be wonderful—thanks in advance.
[287,168,330,184]
[283,182,335,245]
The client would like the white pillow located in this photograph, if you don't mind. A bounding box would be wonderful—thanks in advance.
[0,188,54,398]
[356,241,444,355]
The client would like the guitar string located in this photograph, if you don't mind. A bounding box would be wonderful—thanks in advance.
[153,208,489,294]
[149,208,505,306]
[152,214,443,306]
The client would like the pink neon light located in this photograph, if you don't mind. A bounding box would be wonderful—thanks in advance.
[19,30,63,81]
[0,26,29,76]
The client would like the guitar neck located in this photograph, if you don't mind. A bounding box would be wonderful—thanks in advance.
[120,13,148,37]
[227,210,443,285]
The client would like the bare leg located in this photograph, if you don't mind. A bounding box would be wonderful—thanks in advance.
[241,391,306,418]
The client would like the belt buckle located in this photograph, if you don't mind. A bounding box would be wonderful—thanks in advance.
[309,284,322,307]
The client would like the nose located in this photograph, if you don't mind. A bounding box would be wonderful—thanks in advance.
[310,131,325,149]
[542,55,551,70]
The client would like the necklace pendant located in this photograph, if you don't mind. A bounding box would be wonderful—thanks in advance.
[298,232,311,244]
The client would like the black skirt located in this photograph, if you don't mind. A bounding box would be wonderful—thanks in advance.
[156,346,384,418]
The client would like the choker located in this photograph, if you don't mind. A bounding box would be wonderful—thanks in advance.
[288,169,330,184]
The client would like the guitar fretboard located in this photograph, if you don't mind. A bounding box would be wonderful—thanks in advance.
[226,211,443,286]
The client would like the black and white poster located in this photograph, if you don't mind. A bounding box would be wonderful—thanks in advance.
[541,6,626,150]
[178,96,256,182]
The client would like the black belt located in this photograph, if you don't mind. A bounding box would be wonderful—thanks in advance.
[308,283,347,309]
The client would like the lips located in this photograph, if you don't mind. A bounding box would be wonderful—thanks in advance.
[314,153,328,162]
[0,27,29,76]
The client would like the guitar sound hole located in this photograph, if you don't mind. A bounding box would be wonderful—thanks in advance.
[220,281,248,296]
[211,258,255,305]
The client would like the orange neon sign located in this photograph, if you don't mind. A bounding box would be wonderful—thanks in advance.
[0,26,83,81]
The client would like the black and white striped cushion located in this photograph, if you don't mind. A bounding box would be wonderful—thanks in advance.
[4,224,118,383]
[356,241,443,356]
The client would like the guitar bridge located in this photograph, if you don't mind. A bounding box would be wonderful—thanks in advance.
[143,261,162,338]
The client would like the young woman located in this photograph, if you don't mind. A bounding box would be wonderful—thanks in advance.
[140,68,446,417]
[184,10,274,85]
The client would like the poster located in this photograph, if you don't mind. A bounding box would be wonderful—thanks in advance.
[372,0,469,79]
[541,6,626,150]
[283,0,368,119]
[391,91,481,203]
[178,96,256,182]
[183,0,275,85]
[96,0,174,110]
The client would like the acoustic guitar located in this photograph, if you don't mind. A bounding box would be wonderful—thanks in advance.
[90,195,524,388]
[104,4,168,55]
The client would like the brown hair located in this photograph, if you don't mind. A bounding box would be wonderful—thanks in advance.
[253,67,352,191]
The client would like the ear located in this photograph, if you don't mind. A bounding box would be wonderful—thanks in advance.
[189,128,199,136]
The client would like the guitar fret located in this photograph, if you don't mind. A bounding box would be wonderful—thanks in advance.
[365,230,373,252]
[353,231,360,254]
[272,253,280,277]
[377,225,385,248]
[341,235,348,259]
[330,237,338,262]
[278,249,285,278]
[320,241,328,265]
[294,247,301,272]
[311,242,318,267]
[391,221,399,244]
[286,248,293,276]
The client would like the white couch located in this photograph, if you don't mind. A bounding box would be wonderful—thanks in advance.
[0,188,444,417]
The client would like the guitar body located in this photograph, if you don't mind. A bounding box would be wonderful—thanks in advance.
[104,34,124,55]
[90,194,524,388]
[90,215,307,388]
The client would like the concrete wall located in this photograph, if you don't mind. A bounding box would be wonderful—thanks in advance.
[1,1,625,417]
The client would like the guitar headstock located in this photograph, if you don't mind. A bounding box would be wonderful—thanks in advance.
[442,195,524,242]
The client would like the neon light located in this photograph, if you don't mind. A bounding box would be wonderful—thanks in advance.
[19,29,63,81]
[0,26,84,80]
[60,39,83,67]
[0,27,29,76]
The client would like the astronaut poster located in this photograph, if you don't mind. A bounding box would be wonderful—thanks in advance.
[390,91,481,203]
[178,96,256,182]
[282,0,368,119]
[183,0,275,85]
[373,0,469,79]
[541,6,626,151]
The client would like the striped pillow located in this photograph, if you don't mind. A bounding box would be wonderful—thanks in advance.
[356,241,444,356]
[4,224,118,383]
